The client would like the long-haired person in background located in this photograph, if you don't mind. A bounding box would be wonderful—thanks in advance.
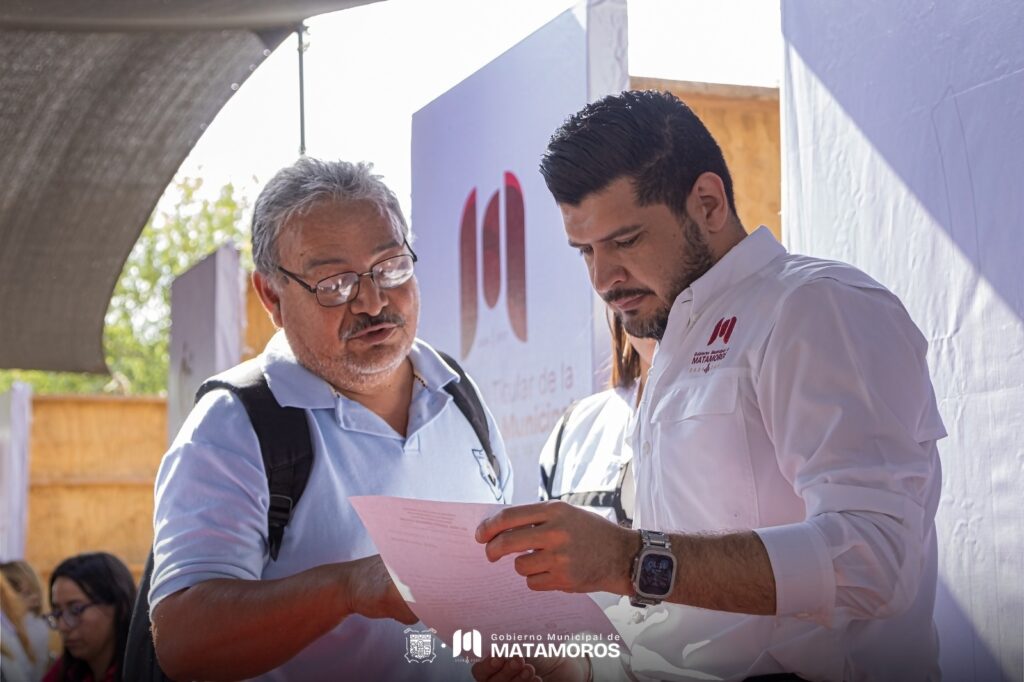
[42,553,136,682]
[2,573,40,682]
[1,560,52,680]
[539,312,655,527]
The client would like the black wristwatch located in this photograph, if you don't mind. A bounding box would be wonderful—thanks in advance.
[630,529,676,607]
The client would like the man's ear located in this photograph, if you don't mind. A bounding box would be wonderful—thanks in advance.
[252,271,284,328]
[687,172,731,234]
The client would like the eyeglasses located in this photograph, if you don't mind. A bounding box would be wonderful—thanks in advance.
[277,241,419,308]
[44,602,99,630]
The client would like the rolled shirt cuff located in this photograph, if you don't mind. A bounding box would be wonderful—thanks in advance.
[754,521,836,626]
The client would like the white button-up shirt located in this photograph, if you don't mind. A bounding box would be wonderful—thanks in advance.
[622,227,945,681]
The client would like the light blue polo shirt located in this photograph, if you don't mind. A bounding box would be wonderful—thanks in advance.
[151,331,512,681]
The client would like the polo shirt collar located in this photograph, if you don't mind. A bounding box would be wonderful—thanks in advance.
[407,340,461,391]
[261,331,336,409]
[259,330,461,410]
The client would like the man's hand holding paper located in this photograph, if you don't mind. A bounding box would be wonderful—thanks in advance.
[475,500,637,595]
[349,496,622,649]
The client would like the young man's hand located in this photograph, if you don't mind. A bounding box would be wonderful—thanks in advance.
[476,500,638,595]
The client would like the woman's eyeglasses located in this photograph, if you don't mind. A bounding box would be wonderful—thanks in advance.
[44,602,98,629]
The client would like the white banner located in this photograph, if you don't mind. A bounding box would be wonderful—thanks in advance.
[781,2,1024,680]
[0,382,32,560]
[413,0,627,503]
[168,244,244,443]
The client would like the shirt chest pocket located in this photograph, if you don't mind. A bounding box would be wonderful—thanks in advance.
[651,375,739,422]
[647,376,757,529]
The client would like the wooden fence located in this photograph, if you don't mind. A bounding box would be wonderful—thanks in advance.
[25,395,166,586]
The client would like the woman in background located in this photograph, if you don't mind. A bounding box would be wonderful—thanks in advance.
[2,572,41,682]
[2,559,53,678]
[42,553,136,682]
[539,313,655,526]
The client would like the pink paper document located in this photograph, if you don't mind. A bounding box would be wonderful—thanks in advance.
[350,495,622,647]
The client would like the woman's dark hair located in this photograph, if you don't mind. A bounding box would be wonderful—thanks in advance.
[540,90,736,220]
[48,552,137,682]
[609,312,641,390]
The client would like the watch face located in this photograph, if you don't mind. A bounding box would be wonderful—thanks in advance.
[638,552,674,596]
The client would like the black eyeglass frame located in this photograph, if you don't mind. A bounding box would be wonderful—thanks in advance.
[44,602,100,630]
[276,239,418,308]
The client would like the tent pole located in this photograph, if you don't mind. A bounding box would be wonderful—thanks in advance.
[297,22,307,156]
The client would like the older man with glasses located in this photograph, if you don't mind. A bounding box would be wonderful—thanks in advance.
[149,158,512,681]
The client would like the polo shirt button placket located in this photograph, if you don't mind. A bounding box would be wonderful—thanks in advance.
[404,433,421,453]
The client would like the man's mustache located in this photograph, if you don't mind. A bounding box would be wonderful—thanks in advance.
[343,311,406,339]
[602,288,654,305]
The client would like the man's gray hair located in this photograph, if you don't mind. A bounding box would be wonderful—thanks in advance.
[251,157,410,275]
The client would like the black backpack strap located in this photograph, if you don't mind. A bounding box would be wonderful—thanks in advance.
[541,400,579,500]
[559,489,621,510]
[556,477,631,526]
[125,360,314,681]
[195,358,314,562]
[435,350,499,485]
[124,551,170,681]
[617,458,634,526]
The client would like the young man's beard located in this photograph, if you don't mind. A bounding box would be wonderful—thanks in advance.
[621,216,715,341]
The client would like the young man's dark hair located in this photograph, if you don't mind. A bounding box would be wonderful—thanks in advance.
[539,90,738,220]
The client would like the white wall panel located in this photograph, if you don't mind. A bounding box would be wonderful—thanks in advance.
[782,2,1024,679]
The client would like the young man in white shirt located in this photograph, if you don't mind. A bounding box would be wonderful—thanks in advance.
[473,91,944,681]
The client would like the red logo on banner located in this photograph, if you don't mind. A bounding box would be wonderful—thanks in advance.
[707,316,737,346]
[459,172,527,358]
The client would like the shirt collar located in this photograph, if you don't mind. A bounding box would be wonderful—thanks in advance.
[676,225,785,321]
[406,339,461,391]
[261,330,335,409]
[260,330,460,410]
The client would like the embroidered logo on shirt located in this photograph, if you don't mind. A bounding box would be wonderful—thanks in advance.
[707,316,737,345]
[472,448,503,500]
[691,316,737,373]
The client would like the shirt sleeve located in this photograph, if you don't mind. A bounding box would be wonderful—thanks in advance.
[149,389,271,610]
[753,277,944,626]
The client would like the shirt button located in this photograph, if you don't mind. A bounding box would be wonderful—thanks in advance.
[642,441,652,455]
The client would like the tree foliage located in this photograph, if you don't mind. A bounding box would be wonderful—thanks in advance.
[0,178,251,397]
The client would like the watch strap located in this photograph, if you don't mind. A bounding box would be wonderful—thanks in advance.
[641,529,670,550]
